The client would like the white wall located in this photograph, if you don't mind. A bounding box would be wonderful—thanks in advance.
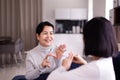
[105,0,113,20]
[88,0,93,20]
[54,34,84,56]
[93,0,113,20]
[93,0,106,17]
[42,0,113,24]
[42,0,88,25]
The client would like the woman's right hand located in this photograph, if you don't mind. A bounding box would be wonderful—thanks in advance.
[41,54,53,68]
[73,55,87,65]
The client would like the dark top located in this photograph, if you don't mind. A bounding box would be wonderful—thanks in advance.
[112,52,120,80]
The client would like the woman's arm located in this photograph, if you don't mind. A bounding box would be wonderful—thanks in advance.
[25,60,43,80]
[25,53,47,80]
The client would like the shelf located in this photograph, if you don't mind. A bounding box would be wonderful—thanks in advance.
[55,20,87,34]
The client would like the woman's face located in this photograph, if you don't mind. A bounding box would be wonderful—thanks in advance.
[37,26,54,47]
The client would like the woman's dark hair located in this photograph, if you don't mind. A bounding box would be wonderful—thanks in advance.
[83,17,118,58]
[36,21,54,35]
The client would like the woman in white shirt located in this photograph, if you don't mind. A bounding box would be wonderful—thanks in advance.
[47,17,119,80]
[25,21,67,80]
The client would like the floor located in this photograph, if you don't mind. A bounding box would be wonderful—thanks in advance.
[0,43,120,80]
[0,53,26,80]
[0,63,26,80]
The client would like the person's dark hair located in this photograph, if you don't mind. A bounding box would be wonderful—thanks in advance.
[36,21,54,35]
[83,17,118,58]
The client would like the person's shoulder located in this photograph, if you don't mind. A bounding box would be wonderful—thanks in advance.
[26,45,39,56]
[96,57,112,63]
[91,57,113,70]
[32,44,41,51]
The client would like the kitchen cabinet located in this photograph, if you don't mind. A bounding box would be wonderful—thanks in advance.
[55,8,87,20]
[55,9,70,20]
[70,8,87,20]
[55,8,87,34]
[55,20,87,34]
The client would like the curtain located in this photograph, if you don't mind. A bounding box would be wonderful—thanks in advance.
[0,0,42,50]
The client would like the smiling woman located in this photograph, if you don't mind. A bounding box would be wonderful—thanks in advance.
[21,21,68,80]
[36,23,54,47]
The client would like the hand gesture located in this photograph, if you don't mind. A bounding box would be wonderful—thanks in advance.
[62,52,74,70]
[73,54,87,65]
[41,54,56,68]
[55,44,66,59]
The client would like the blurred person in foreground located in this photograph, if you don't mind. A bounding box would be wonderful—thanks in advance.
[47,17,119,80]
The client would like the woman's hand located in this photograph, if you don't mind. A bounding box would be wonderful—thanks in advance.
[41,54,55,68]
[73,54,87,65]
[55,44,66,59]
[62,52,74,70]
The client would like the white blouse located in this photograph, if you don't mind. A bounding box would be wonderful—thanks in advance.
[47,57,115,80]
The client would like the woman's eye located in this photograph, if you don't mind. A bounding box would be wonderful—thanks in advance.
[42,31,54,35]
[43,33,48,35]
[50,32,54,35]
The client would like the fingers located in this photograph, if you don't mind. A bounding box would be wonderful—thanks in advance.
[62,52,74,70]
[60,44,66,50]
[55,44,67,59]
[45,54,49,60]
[45,53,57,59]
[58,44,67,52]
[73,54,79,60]
[67,52,74,61]
[45,59,51,67]
[42,54,55,68]
[42,58,51,68]
[73,54,87,64]
[42,60,50,67]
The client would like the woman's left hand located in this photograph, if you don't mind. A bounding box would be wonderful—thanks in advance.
[55,44,67,59]
[62,52,74,70]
